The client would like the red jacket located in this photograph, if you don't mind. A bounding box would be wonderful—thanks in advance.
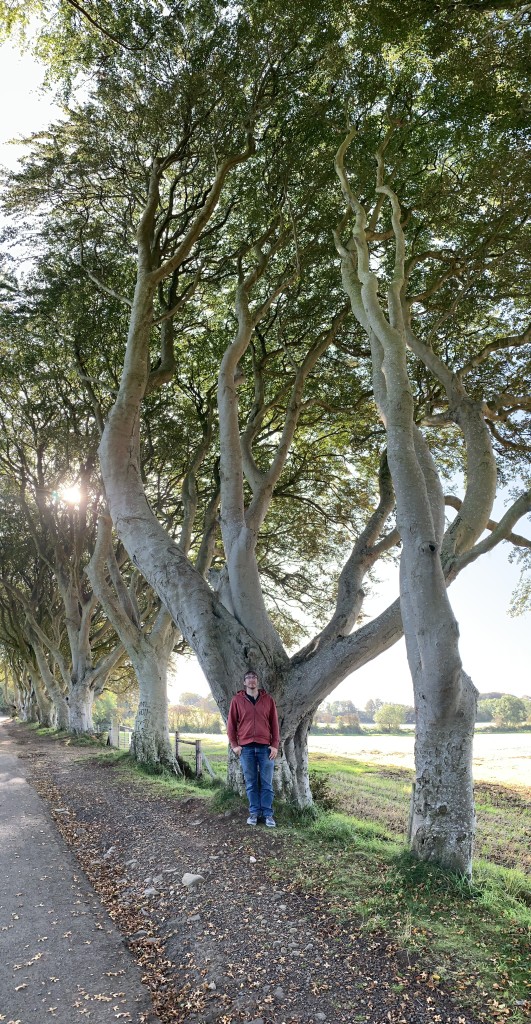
[227,690,280,750]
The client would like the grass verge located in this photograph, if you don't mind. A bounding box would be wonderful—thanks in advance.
[307,751,531,873]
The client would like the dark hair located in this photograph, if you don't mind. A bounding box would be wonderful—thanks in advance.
[244,670,258,678]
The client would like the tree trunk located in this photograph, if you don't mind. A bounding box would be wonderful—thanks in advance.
[13,680,23,718]
[68,679,95,733]
[409,673,477,874]
[31,644,70,730]
[51,690,70,731]
[29,667,56,728]
[275,709,315,807]
[129,647,175,766]
[391,454,477,877]
[85,520,179,768]
[333,143,481,873]
[227,747,246,794]
[51,692,70,731]
[21,687,38,722]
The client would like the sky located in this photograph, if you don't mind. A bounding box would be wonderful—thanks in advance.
[1,40,529,710]
[0,42,57,170]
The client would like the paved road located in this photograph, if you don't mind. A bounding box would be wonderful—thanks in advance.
[0,719,159,1022]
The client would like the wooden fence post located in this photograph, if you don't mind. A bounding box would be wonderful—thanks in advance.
[175,731,180,760]
[195,739,202,777]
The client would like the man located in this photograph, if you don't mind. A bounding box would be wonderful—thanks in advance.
[227,670,280,827]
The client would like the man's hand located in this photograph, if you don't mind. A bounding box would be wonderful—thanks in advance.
[269,746,278,760]
[232,745,242,756]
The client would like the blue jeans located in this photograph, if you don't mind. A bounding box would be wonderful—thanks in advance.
[240,744,275,818]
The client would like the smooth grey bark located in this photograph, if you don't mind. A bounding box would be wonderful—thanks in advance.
[15,670,38,722]
[129,642,175,765]
[276,707,316,808]
[409,678,477,870]
[28,663,56,728]
[227,747,246,796]
[68,656,124,735]
[86,517,179,765]
[68,680,96,733]
[54,568,124,734]
[334,131,488,873]
[27,628,70,731]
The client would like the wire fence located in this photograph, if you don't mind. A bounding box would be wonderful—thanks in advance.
[107,724,215,777]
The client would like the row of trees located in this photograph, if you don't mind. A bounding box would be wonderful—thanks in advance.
[314,698,413,730]
[1,0,530,875]
[313,699,412,732]
[168,690,223,732]
[477,694,531,726]
[316,694,531,728]
[317,697,417,725]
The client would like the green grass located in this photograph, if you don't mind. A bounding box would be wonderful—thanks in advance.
[195,741,531,873]
[265,812,531,1023]
[90,746,218,801]
[184,737,228,779]
[306,751,531,873]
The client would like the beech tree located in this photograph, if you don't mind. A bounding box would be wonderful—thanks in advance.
[0,299,126,731]
[93,7,530,856]
[2,0,530,874]
[97,5,530,876]
[0,566,56,726]
[332,13,530,867]
[86,516,180,763]
[3,590,73,728]
[0,494,72,728]
[493,695,527,727]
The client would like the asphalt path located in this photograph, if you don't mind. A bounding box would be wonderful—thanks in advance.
[0,718,159,1022]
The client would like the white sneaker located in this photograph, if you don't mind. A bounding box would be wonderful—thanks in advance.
[247,815,258,826]
[265,817,276,828]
